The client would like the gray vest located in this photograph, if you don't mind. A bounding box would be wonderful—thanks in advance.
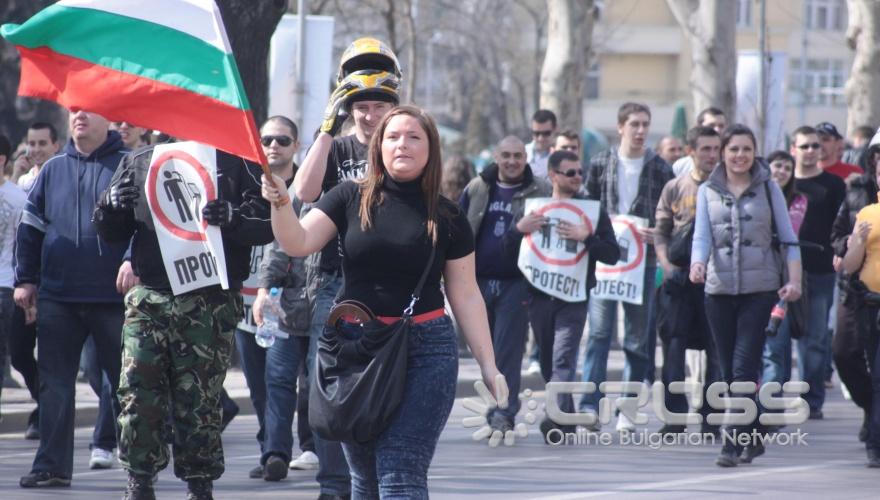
[704,171,783,295]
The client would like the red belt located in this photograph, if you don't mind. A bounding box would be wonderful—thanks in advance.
[377,308,445,325]
[338,308,445,326]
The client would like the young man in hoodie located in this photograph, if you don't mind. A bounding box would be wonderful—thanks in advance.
[459,136,551,432]
[15,109,130,488]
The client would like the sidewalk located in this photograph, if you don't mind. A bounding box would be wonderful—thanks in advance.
[0,351,629,435]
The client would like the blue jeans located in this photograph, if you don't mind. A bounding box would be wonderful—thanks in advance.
[478,277,529,419]
[308,272,351,496]
[579,266,656,412]
[235,328,267,453]
[262,333,302,464]
[763,272,834,411]
[340,316,458,500]
[31,299,124,478]
[705,292,776,452]
[82,336,117,451]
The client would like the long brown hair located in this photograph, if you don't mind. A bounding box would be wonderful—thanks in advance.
[358,105,444,242]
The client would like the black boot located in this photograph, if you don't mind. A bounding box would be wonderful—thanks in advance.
[186,478,213,500]
[122,473,155,500]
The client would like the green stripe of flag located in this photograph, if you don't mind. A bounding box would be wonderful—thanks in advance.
[1,4,250,110]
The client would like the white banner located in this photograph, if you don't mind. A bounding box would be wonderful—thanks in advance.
[517,198,600,302]
[237,244,270,333]
[269,15,335,159]
[146,142,228,295]
[592,215,648,305]
[736,50,787,155]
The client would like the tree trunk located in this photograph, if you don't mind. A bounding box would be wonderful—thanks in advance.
[845,0,880,136]
[215,0,286,127]
[402,0,418,104]
[539,0,593,133]
[666,0,737,121]
[0,0,66,146]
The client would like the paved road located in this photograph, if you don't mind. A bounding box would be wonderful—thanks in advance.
[1,383,877,499]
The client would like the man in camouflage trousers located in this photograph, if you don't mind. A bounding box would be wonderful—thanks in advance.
[93,146,272,500]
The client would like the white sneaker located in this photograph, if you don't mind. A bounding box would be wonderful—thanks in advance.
[289,450,319,470]
[615,413,636,434]
[527,360,541,375]
[89,447,114,469]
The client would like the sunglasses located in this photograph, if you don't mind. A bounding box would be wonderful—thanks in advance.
[532,130,553,138]
[499,151,524,160]
[552,168,583,178]
[261,135,294,147]
[796,142,821,151]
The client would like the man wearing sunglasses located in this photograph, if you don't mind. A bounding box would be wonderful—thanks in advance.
[773,125,847,421]
[236,116,316,481]
[460,136,551,435]
[525,109,558,178]
[510,150,618,441]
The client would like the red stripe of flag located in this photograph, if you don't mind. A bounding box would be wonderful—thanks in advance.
[17,46,267,165]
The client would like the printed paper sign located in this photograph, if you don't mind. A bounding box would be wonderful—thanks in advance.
[237,244,270,333]
[147,142,228,295]
[517,198,600,302]
[592,215,648,305]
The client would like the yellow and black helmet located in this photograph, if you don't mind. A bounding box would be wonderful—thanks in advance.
[336,37,402,84]
[336,69,401,109]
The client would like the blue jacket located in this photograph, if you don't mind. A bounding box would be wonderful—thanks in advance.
[15,131,130,303]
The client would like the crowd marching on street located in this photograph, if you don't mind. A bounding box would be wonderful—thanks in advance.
[2,6,880,500]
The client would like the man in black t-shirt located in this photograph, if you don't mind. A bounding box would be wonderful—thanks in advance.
[291,47,401,500]
[763,125,845,420]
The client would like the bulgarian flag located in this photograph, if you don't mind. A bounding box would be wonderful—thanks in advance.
[0,0,267,166]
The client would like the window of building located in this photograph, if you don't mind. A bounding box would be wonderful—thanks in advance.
[586,62,600,100]
[806,0,847,31]
[736,0,752,28]
[790,58,846,105]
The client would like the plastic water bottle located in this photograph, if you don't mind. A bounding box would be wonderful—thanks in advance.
[255,288,288,348]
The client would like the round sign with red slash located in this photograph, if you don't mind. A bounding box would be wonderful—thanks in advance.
[146,150,215,242]
[599,217,645,273]
[525,202,593,266]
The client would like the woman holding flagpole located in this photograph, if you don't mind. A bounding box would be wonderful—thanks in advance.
[262,105,506,498]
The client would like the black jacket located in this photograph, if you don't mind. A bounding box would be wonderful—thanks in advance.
[507,193,620,294]
[92,146,273,290]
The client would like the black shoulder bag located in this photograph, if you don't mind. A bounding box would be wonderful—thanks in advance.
[764,182,809,339]
[309,246,436,443]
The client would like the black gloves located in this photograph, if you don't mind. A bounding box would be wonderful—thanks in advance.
[202,199,240,228]
[99,172,139,211]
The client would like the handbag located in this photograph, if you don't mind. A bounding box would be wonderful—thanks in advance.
[666,220,695,268]
[309,246,436,443]
[764,182,809,339]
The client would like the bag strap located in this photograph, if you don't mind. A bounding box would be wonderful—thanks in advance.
[403,245,436,318]
[764,181,779,244]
